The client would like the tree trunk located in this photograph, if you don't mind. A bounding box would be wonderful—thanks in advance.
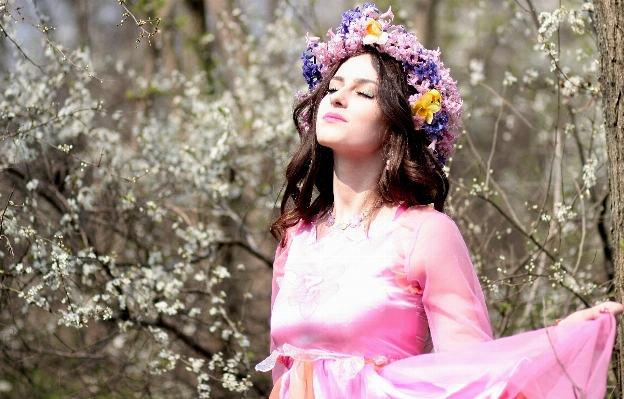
[204,0,232,54]
[181,0,208,75]
[413,0,438,49]
[268,0,279,23]
[593,0,624,395]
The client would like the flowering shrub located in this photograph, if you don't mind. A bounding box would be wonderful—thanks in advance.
[443,0,613,340]
[0,0,300,396]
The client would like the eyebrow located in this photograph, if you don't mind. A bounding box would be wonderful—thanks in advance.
[331,76,378,85]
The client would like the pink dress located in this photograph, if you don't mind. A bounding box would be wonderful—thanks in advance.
[257,205,616,398]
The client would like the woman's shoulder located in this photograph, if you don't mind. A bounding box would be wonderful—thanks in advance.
[394,204,459,236]
[274,219,314,269]
[279,218,315,248]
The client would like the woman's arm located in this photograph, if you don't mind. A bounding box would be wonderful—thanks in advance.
[405,210,622,349]
[269,222,301,383]
[558,301,623,325]
[406,211,493,352]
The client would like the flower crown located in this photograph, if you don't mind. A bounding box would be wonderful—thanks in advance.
[300,3,462,164]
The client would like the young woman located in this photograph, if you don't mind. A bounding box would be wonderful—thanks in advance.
[257,4,622,398]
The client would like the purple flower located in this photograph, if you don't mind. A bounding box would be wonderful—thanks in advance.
[401,58,418,78]
[301,49,322,91]
[338,8,362,34]
[415,58,440,85]
[362,3,380,15]
[424,112,449,140]
[337,3,379,34]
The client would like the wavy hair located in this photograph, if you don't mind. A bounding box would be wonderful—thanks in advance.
[271,47,449,244]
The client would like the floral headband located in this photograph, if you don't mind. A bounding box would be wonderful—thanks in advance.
[300,3,462,164]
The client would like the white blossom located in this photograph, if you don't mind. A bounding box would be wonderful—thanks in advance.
[469,59,485,86]
[502,71,517,86]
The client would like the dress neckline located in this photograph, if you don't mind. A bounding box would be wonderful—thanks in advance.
[311,203,425,243]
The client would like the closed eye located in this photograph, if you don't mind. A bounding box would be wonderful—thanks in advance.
[357,89,375,99]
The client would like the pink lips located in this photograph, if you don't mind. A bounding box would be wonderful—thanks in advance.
[322,112,346,122]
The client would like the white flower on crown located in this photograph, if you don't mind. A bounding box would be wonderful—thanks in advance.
[362,18,389,45]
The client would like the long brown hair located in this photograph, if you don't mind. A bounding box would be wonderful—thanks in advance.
[271,47,449,245]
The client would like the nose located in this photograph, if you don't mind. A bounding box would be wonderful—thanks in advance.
[329,88,347,108]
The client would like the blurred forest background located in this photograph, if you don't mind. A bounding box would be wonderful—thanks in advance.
[0,0,619,397]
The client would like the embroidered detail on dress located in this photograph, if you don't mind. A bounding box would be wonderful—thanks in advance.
[281,262,345,319]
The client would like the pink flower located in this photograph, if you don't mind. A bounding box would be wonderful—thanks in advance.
[379,7,394,21]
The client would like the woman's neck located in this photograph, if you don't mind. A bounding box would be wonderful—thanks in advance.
[331,155,384,220]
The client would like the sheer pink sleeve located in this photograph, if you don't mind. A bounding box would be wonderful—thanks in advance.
[269,222,299,383]
[405,211,493,352]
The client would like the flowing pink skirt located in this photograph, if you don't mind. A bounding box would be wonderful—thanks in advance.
[263,314,616,398]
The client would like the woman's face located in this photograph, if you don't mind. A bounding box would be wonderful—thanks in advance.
[315,54,385,160]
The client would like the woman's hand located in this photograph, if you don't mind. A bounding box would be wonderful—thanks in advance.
[557,301,624,326]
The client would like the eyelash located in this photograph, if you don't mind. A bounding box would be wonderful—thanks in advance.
[327,86,375,99]
[357,89,374,98]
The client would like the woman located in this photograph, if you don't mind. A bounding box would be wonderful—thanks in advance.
[257,4,622,398]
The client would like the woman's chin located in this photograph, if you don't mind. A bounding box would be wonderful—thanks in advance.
[315,134,342,150]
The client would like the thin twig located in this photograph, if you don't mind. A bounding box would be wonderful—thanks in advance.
[0,19,47,74]
[0,186,16,257]
[116,0,161,48]
[1,345,106,359]
[484,86,507,199]
[545,326,586,398]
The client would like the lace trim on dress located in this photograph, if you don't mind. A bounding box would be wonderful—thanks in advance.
[256,344,394,378]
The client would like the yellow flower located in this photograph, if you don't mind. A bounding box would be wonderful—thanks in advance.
[363,18,389,45]
[411,89,442,124]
